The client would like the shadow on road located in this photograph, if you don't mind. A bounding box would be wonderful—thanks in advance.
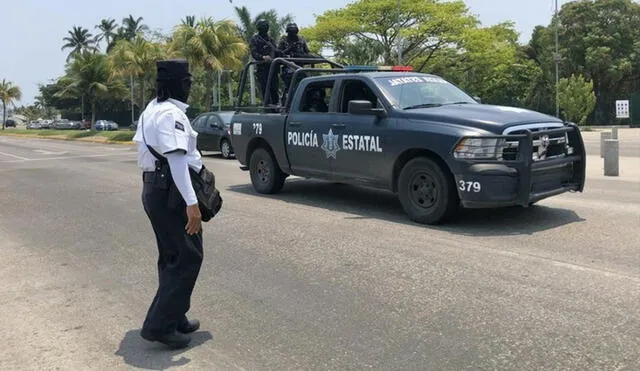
[114,329,213,370]
[227,179,585,236]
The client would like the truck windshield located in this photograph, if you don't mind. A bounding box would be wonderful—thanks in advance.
[374,75,477,110]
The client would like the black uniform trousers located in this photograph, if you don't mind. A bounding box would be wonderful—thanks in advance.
[256,63,279,105]
[140,172,203,336]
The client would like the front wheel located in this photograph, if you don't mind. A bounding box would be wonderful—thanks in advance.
[249,147,286,194]
[220,139,233,159]
[397,157,458,225]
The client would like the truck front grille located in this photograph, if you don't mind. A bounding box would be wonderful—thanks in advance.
[502,125,569,161]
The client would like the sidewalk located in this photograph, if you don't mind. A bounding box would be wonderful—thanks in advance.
[586,155,640,182]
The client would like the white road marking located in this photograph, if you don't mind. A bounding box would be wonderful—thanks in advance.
[0,151,30,160]
[33,150,68,155]
[0,152,134,163]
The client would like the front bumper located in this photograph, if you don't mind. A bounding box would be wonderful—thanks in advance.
[452,124,586,208]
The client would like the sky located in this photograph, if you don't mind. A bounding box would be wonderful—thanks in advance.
[0,0,571,106]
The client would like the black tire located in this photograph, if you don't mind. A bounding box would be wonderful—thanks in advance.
[220,139,233,159]
[397,157,458,225]
[249,147,286,194]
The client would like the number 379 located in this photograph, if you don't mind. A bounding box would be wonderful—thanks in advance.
[458,180,481,193]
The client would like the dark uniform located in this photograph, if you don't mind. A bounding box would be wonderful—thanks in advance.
[250,19,280,105]
[278,23,311,105]
[133,59,204,350]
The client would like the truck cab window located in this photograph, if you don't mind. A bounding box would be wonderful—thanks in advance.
[340,80,379,113]
[299,81,333,113]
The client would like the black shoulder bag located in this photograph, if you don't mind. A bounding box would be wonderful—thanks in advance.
[141,114,223,222]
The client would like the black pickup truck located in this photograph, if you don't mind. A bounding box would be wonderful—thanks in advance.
[229,58,586,224]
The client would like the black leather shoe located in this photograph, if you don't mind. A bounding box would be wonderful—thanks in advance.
[177,318,200,334]
[140,329,191,349]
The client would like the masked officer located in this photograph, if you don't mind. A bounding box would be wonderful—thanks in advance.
[278,23,311,105]
[250,19,280,105]
[133,58,204,349]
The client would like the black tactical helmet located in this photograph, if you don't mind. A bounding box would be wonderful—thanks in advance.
[285,22,299,35]
[256,19,269,33]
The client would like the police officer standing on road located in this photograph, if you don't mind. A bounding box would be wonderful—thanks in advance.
[278,23,311,105]
[250,19,281,105]
[133,58,204,350]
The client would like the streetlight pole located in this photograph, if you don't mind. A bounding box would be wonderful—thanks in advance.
[554,0,560,118]
[397,0,402,65]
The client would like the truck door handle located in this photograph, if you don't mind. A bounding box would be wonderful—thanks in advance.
[289,122,301,127]
[331,123,346,129]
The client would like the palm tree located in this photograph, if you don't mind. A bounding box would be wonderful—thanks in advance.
[122,15,149,40]
[62,26,99,62]
[55,52,127,128]
[0,79,22,130]
[171,17,247,108]
[108,35,167,113]
[95,18,118,52]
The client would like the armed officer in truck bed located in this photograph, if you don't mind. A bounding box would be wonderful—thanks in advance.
[249,19,281,106]
[278,22,311,105]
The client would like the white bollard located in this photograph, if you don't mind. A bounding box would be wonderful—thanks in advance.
[611,127,618,140]
[600,131,612,158]
[603,139,619,177]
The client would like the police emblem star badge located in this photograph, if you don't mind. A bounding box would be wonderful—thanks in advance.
[321,129,341,159]
[538,134,550,160]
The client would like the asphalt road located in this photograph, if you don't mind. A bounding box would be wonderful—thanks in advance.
[1,135,639,370]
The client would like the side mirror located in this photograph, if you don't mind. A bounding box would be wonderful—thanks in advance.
[348,100,386,117]
[473,96,482,103]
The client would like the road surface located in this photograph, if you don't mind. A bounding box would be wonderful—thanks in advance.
[0,135,639,370]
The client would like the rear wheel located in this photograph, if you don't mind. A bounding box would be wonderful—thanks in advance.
[220,139,232,159]
[249,147,286,194]
[397,157,458,225]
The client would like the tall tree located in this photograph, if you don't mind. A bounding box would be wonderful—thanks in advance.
[108,35,167,110]
[304,0,477,66]
[62,26,99,62]
[95,18,118,52]
[122,15,149,40]
[531,0,640,123]
[0,79,22,130]
[170,17,248,108]
[55,52,127,128]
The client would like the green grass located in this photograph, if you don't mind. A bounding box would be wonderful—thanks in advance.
[0,128,135,142]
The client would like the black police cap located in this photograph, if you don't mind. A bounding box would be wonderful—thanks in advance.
[156,59,192,81]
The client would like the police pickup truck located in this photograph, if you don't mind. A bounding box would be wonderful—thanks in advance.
[230,59,586,224]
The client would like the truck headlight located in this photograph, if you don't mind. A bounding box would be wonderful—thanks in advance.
[453,137,507,160]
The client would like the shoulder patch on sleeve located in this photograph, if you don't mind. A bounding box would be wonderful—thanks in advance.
[175,121,185,131]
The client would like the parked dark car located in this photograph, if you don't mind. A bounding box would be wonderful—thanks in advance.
[95,120,119,131]
[192,111,235,159]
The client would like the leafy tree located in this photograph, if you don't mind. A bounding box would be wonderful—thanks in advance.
[108,35,167,110]
[95,18,118,52]
[0,79,22,130]
[532,0,640,123]
[304,0,477,66]
[170,17,247,109]
[62,26,99,62]
[122,15,149,40]
[558,74,597,125]
[55,52,127,128]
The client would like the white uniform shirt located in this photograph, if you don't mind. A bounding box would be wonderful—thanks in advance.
[133,98,203,206]
[133,98,203,173]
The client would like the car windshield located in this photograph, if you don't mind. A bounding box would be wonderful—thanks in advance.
[374,75,477,110]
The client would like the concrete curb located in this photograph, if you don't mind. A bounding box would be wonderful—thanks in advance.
[0,132,135,145]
